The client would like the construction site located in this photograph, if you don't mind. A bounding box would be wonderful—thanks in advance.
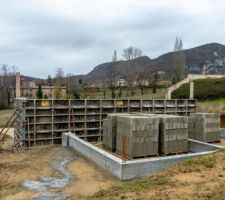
[1,91,225,200]
[0,70,225,200]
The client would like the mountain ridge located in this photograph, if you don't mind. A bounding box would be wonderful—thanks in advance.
[22,43,225,84]
[72,43,225,84]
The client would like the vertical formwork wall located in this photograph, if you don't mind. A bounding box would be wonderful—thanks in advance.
[14,98,196,149]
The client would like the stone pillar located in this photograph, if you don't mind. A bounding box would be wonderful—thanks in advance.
[166,90,171,99]
[189,81,194,99]
[16,72,21,98]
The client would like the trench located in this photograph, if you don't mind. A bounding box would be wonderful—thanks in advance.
[22,149,76,200]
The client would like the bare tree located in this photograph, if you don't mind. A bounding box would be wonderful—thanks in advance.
[122,46,143,96]
[64,73,81,99]
[55,67,64,85]
[152,72,158,94]
[136,72,147,95]
[108,50,117,99]
[122,46,143,60]
[172,37,186,82]
[0,65,17,108]
[54,67,65,98]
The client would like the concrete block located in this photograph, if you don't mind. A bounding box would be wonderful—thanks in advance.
[188,113,220,142]
[103,113,130,151]
[116,115,159,157]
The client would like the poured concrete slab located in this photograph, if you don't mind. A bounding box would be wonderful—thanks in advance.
[62,132,223,181]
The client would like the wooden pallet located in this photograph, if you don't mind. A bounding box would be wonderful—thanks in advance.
[116,150,159,160]
[161,151,188,156]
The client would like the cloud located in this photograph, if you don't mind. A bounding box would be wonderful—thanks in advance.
[0,0,225,77]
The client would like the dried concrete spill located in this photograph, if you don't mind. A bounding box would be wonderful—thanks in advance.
[22,149,76,200]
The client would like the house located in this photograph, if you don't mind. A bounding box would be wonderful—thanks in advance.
[16,72,67,99]
[116,79,128,87]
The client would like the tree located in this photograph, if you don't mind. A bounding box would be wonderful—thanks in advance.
[122,46,143,96]
[54,88,62,99]
[172,37,186,82]
[102,85,107,99]
[73,90,80,99]
[117,87,123,98]
[108,50,117,99]
[36,84,43,99]
[54,67,65,86]
[0,65,17,108]
[47,75,52,86]
[137,78,145,95]
[122,46,143,60]
[78,79,83,85]
[152,72,158,94]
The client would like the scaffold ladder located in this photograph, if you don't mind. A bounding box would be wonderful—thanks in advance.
[0,110,20,141]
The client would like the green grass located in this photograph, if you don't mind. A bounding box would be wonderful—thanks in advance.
[92,175,169,198]
[172,78,225,101]
[0,109,14,127]
[80,88,166,100]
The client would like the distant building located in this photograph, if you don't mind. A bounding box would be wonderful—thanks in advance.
[20,85,67,98]
[15,72,67,99]
[132,80,149,86]
[116,79,128,87]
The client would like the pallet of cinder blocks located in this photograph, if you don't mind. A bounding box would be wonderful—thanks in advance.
[158,115,188,155]
[116,115,159,158]
[102,113,130,152]
[188,113,220,143]
[134,113,188,155]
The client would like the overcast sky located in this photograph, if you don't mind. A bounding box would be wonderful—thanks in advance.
[0,0,225,78]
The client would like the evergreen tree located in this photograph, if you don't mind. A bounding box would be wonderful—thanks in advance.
[36,84,43,99]
[47,75,52,85]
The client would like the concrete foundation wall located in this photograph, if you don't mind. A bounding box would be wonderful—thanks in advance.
[67,133,122,179]
[63,132,223,181]
[121,151,207,180]
[188,139,221,153]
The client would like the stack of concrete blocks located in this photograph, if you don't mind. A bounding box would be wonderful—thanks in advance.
[135,113,188,155]
[158,115,188,155]
[116,115,159,158]
[103,113,130,152]
[187,116,196,140]
[188,113,220,142]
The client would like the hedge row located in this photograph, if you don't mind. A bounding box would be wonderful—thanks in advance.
[171,78,225,101]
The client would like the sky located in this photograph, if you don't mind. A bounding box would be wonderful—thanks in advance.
[0,0,225,78]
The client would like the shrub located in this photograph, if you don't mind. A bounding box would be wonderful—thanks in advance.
[172,78,225,101]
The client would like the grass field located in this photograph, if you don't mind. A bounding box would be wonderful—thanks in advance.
[197,99,225,114]
[80,88,166,99]
[0,109,14,127]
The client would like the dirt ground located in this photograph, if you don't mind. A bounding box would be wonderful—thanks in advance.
[1,135,225,200]
[0,109,13,127]
[0,133,118,200]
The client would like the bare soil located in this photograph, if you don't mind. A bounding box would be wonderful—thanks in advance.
[1,139,225,200]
